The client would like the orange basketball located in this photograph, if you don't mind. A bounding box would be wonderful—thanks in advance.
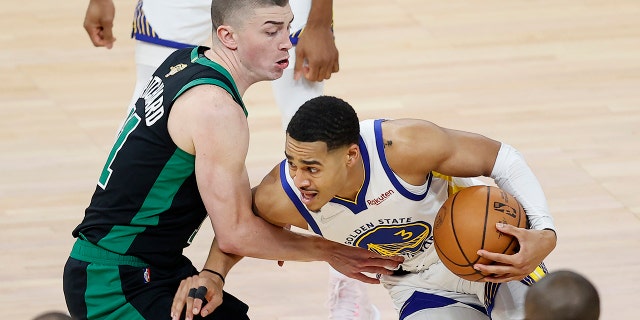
[433,185,527,281]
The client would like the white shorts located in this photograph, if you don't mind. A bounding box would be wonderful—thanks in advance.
[382,260,549,320]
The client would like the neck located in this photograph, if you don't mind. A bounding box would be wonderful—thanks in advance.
[204,47,251,96]
[335,159,365,201]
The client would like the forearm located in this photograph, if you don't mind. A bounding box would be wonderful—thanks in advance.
[201,237,243,280]
[490,143,556,232]
[306,0,333,29]
[217,214,333,263]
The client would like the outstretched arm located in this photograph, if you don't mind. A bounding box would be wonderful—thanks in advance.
[83,0,117,48]
[181,88,397,269]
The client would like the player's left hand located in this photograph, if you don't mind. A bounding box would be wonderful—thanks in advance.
[294,24,339,82]
[473,223,556,283]
[171,273,224,320]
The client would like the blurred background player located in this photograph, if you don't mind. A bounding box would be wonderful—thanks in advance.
[524,270,600,320]
[32,311,72,320]
[82,0,377,318]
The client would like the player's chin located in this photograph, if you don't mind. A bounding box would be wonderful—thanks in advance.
[301,195,323,212]
[308,203,322,212]
[266,69,285,81]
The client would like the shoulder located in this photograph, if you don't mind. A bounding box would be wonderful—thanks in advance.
[381,119,444,138]
[174,85,242,114]
[170,84,247,129]
[169,85,248,154]
[381,119,449,157]
[380,119,449,181]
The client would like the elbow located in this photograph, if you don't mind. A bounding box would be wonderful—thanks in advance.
[216,236,244,255]
[216,227,254,256]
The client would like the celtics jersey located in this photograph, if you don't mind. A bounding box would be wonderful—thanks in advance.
[280,119,483,272]
[73,46,245,268]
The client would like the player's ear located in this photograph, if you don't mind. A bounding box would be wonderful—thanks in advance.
[216,25,238,50]
[346,145,359,166]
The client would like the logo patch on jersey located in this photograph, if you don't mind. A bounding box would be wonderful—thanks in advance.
[366,189,395,206]
[143,267,151,283]
[165,63,187,78]
[320,211,341,224]
[353,222,432,258]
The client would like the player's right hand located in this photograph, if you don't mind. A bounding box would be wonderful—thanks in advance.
[83,0,116,49]
[171,273,224,320]
[327,242,404,284]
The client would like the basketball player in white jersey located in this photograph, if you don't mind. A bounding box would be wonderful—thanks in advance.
[247,96,558,319]
[83,1,378,319]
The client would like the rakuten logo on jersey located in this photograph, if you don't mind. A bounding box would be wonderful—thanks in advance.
[366,189,394,206]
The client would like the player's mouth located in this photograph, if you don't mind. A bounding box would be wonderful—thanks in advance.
[276,58,289,70]
[299,189,317,204]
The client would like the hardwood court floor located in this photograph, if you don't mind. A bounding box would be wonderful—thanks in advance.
[1,0,639,319]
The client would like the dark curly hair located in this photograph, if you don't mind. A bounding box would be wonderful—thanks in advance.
[286,96,360,151]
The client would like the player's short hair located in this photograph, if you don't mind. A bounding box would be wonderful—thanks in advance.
[32,311,72,320]
[287,96,360,151]
[211,0,289,30]
[525,270,600,320]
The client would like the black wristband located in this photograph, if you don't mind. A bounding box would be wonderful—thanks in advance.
[201,268,225,284]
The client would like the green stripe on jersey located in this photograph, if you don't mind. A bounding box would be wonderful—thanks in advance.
[98,148,195,253]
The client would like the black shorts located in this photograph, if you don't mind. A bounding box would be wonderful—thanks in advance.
[63,239,249,320]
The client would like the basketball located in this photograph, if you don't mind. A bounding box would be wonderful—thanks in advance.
[433,185,527,281]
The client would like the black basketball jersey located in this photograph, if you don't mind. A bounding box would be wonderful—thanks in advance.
[73,46,246,268]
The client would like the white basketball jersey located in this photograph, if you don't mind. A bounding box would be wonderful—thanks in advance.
[281,119,462,272]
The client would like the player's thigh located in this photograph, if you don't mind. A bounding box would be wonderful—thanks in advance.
[486,263,548,320]
[63,257,149,320]
[404,306,489,320]
[63,257,90,319]
[400,291,488,320]
[487,279,529,320]
[124,267,250,320]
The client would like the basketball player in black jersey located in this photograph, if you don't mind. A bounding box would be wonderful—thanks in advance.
[63,1,402,319]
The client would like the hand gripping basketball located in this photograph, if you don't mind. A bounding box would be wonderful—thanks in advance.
[433,186,526,281]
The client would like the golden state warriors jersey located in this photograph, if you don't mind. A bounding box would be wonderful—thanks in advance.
[280,119,467,272]
[131,0,211,49]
